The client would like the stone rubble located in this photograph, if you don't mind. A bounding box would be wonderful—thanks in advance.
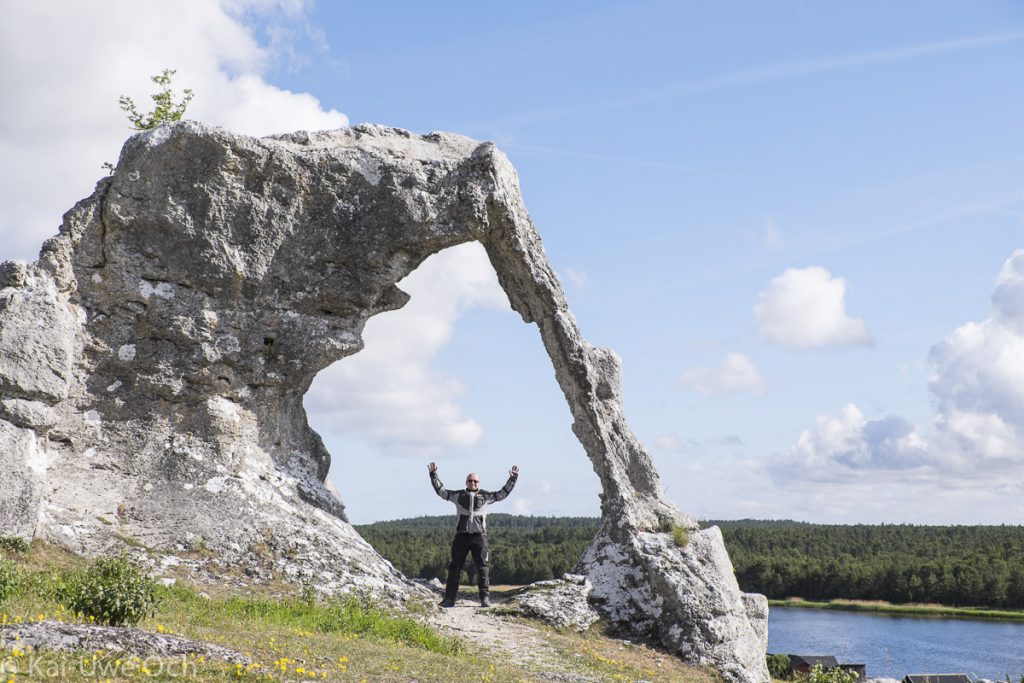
[0,621,250,664]
[0,121,768,681]
[498,574,602,632]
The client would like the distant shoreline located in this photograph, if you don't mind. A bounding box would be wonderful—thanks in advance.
[770,598,1024,621]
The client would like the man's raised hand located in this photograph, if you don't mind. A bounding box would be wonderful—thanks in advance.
[510,465,519,477]
[428,462,438,475]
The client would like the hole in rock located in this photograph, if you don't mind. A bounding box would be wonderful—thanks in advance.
[304,242,602,583]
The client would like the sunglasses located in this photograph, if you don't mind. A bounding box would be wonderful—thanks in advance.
[466,479,479,483]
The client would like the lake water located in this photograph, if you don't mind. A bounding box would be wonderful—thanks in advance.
[769,606,1024,680]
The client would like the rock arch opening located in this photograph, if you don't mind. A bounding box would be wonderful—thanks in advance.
[304,241,598,527]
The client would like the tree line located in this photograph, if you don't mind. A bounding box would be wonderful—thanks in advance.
[355,514,597,585]
[712,520,1024,608]
[355,516,1024,608]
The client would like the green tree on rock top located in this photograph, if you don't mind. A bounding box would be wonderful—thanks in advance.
[119,68,194,131]
[104,68,195,173]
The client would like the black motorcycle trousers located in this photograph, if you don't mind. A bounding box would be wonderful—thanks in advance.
[444,532,489,601]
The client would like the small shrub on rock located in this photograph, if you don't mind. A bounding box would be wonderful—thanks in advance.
[0,557,20,602]
[766,653,791,679]
[63,555,159,626]
[300,581,317,606]
[670,524,689,548]
[805,662,860,683]
[656,517,692,548]
[0,536,29,554]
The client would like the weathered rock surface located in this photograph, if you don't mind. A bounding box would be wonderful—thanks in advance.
[580,526,768,682]
[0,621,250,664]
[0,121,768,681]
[499,574,601,632]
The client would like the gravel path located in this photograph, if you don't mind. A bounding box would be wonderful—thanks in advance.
[426,597,597,682]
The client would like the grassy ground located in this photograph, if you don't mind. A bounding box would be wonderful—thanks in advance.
[771,596,1024,621]
[529,621,721,683]
[0,542,720,682]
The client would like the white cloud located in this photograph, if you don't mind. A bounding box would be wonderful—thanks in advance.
[0,0,347,263]
[928,250,1024,463]
[0,4,517,465]
[305,242,511,454]
[778,251,1024,514]
[762,219,784,250]
[513,498,534,514]
[678,352,766,396]
[755,266,872,349]
[563,267,589,288]
[656,435,686,452]
[790,404,930,473]
[992,249,1024,328]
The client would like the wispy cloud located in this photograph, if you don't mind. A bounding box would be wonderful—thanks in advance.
[762,219,785,251]
[481,32,1024,131]
[513,498,534,514]
[680,31,1024,94]
[678,352,767,396]
[504,142,731,178]
[563,267,589,288]
[656,433,746,455]
[619,194,1024,300]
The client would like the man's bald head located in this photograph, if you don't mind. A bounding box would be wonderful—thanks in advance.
[465,472,480,490]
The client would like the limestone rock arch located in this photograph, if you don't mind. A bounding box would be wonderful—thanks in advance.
[0,123,767,682]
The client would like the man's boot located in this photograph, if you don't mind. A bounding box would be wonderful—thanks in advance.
[441,566,460,608]
[477,566,490,607]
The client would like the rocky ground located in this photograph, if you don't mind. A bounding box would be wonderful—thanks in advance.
[0,574,713,682]
[0,621,251,664]
[428,599,588,680]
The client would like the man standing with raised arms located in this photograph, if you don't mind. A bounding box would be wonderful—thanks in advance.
[429,462,519,607]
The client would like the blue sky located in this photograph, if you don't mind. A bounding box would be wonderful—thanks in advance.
[3,1,1023,524]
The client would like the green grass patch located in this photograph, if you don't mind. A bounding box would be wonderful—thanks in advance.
[0,557,19,603]
[544,623,719,683]
[215,593,463,655]
[0,545,487,681]
[0,540,723,682]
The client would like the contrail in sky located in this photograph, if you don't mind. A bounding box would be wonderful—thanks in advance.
[502,142,736,178]
[476,31,1024,132]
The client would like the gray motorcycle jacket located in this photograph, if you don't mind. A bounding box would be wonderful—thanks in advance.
[431,472,517,534]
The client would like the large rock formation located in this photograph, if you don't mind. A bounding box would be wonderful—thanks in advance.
[0,122,768,681]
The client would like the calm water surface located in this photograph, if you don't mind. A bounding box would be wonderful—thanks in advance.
[769,606,1024,680]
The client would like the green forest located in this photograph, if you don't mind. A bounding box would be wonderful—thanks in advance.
[356,515,598,586]
[355,516,1024,609]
